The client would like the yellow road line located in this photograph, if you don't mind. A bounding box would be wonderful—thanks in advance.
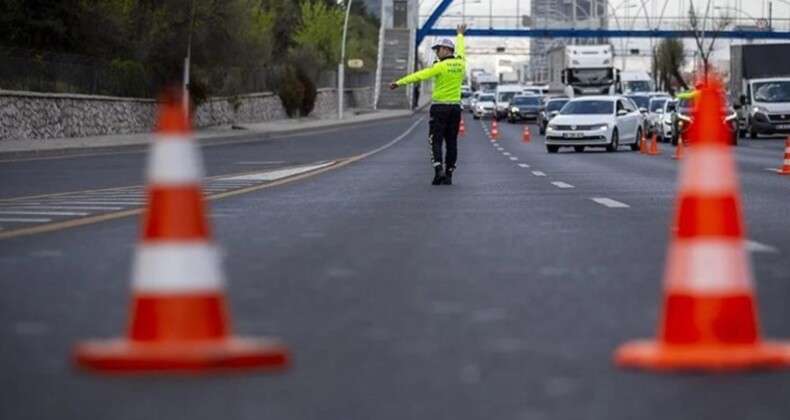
[0,157,361,241]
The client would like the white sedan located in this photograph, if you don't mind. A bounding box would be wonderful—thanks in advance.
[544,96,644,153]
[473,94,496,119]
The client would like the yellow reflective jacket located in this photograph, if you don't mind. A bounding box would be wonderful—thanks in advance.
[396,34,466,103]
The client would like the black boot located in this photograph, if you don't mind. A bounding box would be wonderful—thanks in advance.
[431,166,445,185]
[443,167,454,185]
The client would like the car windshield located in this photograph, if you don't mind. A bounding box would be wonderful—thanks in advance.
[479,95,495,102]
[625,80,652,93]
[627,96,650,109]
[753,81,790,103]
[546,100,569,112]
[498,92,518,102]
[678,96,732,112]
[560,100,613,115]
[512,96,541,106]
[461,91,472,99]
[649,99,667,112]
[665,101,677,112]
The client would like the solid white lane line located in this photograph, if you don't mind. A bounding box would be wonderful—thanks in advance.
[509,157,519,161]
[221,162,336,182]
[38,201,143,206]
[0,210,90,216]
[591,197,630,208]
[0,218,53,223]
[0,206,123,211]
[532,171,546,177]
[551,181,575,189]
[746,240,779,253]
[518,163,530,168]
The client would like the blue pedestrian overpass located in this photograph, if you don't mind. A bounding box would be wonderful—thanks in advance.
[418,0,790,46]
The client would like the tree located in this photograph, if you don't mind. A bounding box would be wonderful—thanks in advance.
[293,0,345,68]
[687,1,733,80]
[655,38,688,94]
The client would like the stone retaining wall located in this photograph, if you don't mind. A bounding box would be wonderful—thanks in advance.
[0,87,373,141]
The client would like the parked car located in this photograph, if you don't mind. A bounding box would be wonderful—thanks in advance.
[544,96,644,153]
[473,93,496,119]
[658,99,677,143]
[647,97,669,136]
[506,95,542,123]
[538,98,570,135]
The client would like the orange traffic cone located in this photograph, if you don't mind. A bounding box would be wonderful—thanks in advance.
[74,88,289,374]
[615,79,790,371]
[490,119,499,141]
[523,125,531,143]
[777,138,790,175]
[672,135,685,160]
[640,131,648,154]
[459,118,466,136]
[648,133,661,156]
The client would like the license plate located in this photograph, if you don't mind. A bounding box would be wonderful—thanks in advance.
[563,132,584,138]
[778,124,790,130]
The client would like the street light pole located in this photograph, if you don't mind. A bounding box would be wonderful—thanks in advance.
[338,0,353,120]
[183,0,196,118]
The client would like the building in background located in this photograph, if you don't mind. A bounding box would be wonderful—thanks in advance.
[530,0,609,83]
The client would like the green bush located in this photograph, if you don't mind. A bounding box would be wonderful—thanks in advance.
[102,59,149,97]
[275,65,305,118]
[296,66,316,116]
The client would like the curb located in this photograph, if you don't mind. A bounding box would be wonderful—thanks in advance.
[0,111,417,161]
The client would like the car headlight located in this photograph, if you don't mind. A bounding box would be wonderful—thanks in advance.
[597,124,609,131]
[547,125,556,132]
[753,106,767,114]
[511,107,520,113]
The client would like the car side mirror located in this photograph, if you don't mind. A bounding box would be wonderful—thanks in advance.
[617,109,628,117]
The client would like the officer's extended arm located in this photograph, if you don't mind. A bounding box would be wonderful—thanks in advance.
[455,34,465,60]
[395,65,442,87]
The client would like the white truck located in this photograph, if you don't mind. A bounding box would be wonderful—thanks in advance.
[472,73,499,93]
[547,44,617,98]
[618,71,654,94]
[730,43,790,139]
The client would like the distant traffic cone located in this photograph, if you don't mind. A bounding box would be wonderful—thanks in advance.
[74,88,289,373]
[648,133,661,156]
[615,79,790,371]
[777,138,790,175]
[523,125,531,143]
[640,131,648,154]
[672,135,685,160]
[490,119,499,141]
[459,118,466,136]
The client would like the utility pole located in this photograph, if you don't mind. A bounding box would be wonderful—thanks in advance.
[338,0,353,120]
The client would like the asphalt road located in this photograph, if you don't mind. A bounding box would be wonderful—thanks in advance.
[1,112,789,420]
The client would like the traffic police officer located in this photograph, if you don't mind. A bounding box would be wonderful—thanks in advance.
[390,24,467,185]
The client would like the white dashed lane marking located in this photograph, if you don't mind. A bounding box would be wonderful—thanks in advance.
[532,171,547,177]
[591,197,630,208]
[502,152,511,156]
[518,163,530,168]
[551,181,575,189]
[509,157,518,161]
[746,240,779,253]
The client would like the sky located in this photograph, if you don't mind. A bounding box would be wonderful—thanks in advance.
[415,0,789,74]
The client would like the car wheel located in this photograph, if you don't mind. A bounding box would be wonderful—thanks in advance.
[606,130,619,152]
[539,126,546,135]
[749,120,758,139]
[732,132,739,146]
[473,115,479,120]
[574,146,585,153]
[546,145,559,154]
[507,116,515,124]
[630,128,642,151]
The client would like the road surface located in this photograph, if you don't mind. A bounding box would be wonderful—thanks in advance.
[1,114,789,420]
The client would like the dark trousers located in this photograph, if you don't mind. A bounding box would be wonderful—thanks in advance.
[428,104,462,169]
